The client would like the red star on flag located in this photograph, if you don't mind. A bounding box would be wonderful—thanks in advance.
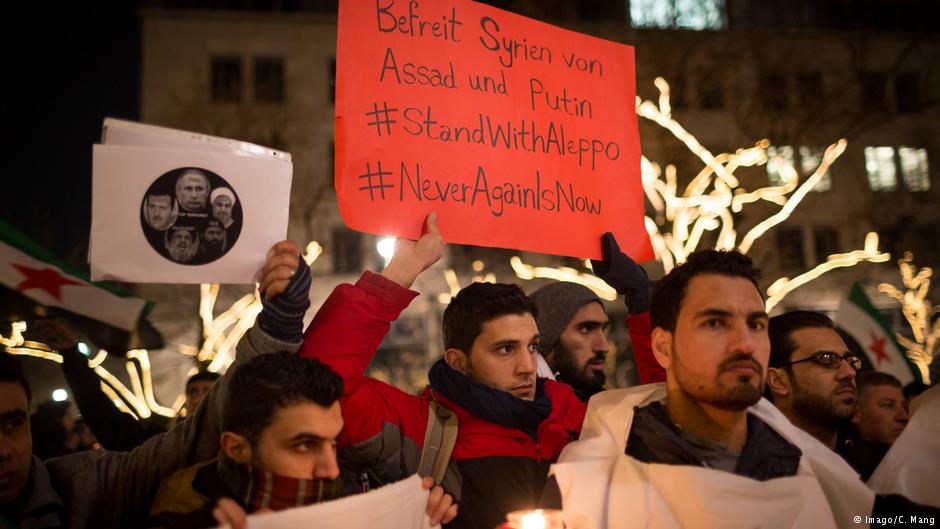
[868,333,890,365]
[12,263,84,301]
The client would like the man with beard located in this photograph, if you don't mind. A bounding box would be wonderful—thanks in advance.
[544,250,885,529]
[210,188,236,229]
[764,311,862,449]
[530,283,610,401]
[198,220,227,262]
[165,226,199,263]
[530,233,663,401]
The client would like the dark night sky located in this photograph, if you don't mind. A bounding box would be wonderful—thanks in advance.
[6,1,141,269]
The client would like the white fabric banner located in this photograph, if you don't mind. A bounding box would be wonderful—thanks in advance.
[552,384,875,529]
[89,143,291,284]
[219,474,434,529]
[867,384,940,507]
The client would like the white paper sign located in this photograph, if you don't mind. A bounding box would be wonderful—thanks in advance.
[222,474,434,529]
[90,143,291,283]
[102,118,292,162]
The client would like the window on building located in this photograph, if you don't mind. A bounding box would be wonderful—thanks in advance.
[329,58,336,104]
[332,227,362,273]
[629,0,726,30]
[864,146,897,191]
[799,146,832,191]
[895,73,920,113]
[698,75,724,109]
[766,145,795,187]
[211,56,242,102]
[898,147,930,191]
[254,57,284,103]
[760,73,788,111]
[813,226,839,263]
[777,227,805,270]
[860,72,888,111]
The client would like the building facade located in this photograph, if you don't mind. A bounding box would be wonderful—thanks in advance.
[138,0,939,394]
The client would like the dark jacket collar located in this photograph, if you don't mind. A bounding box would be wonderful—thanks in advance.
[626,402,802,481]
[428,359,552,439]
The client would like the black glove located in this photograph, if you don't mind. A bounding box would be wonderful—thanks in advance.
[257,261,311,343]
[590,232,653,315]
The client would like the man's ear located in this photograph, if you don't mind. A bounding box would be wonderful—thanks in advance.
[444,348,469,374]
[651,327,673,370]
[765,367,791,400]
[220,432,253,465]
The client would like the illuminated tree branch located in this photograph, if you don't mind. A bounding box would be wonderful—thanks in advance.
[878,253,938,383]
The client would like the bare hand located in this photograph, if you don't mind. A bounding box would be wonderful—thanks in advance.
[421,476,458,526]
[256,240,302,300]
[381,213,445,289]
[212,498,247,529]
[31,319,78,352]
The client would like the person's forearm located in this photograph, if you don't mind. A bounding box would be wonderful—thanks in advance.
[301,272,417,383]
[61,346,156,450]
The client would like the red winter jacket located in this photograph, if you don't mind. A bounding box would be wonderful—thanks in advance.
[628,311,666,385]
[300,272,585,529]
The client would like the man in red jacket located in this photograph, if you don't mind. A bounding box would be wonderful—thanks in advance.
[300,214,586,529]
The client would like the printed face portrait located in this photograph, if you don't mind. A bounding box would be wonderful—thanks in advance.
[165,228,198,263]
[175,170,210,212]
[142,167,242,265]
[203,224,225,245]
[212,194,234,227]
[143,194,177,230]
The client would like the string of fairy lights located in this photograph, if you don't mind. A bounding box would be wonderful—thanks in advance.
[1,79,935,415]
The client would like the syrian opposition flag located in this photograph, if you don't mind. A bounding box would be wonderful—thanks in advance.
[834,283,919,385]
[0,221,150,331]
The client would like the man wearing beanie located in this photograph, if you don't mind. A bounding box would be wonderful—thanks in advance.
[530,282,610,401]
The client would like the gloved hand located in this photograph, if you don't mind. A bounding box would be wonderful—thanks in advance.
[256,240,311,343]
[590,232,653,315]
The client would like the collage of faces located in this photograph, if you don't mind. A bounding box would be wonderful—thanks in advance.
[140,167,242,265]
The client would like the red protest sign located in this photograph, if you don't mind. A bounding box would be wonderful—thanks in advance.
[335,0,652,260]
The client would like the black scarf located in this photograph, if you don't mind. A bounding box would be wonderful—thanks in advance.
[428,359,552,439]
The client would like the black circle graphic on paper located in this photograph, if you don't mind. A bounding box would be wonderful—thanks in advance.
[139,167,243,265]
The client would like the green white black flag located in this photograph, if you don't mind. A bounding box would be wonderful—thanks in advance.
[834,283,919,384]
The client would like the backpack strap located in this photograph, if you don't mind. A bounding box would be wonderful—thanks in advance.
[417,396,459,484]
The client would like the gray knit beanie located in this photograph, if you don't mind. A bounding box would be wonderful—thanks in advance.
[529,282,603,356]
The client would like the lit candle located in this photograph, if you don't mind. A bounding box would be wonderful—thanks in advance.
[505,509,564,529]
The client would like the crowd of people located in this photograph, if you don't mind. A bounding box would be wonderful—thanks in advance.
[2,214,937,529]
